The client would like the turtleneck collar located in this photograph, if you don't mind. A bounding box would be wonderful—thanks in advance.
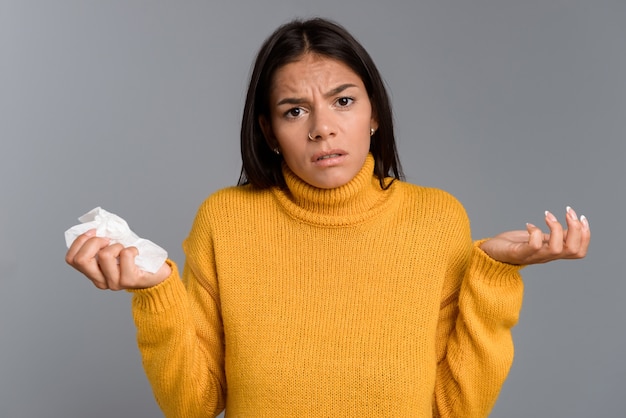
[271,154,399,227]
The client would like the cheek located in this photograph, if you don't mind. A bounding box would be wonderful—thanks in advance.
[271,116,300,139]
[275,137,305,163]
[273,123,306,152]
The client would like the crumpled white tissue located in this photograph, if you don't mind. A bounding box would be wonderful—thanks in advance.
[64,207,167,274]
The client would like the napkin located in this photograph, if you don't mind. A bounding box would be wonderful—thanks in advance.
[64,207,167,273]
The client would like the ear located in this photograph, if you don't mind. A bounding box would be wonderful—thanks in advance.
[259,115,276,148]
[370,116,379,133]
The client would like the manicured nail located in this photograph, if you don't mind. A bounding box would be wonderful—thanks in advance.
[580,215,589,229]
[526,222,536,228]
[545,211,558,222]
[85,229,96,237]
[566,206,578,221]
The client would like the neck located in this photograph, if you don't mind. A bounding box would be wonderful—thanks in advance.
[272,154,398,226]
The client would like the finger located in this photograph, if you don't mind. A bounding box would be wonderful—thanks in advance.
[67,234,112,287]
[563,206,583,256]
[97,243,125,290]
[544,210,564,255]
[65,229,97,265]
[118,246,141,289]
[525,223,545,250]
[577,214,591,257]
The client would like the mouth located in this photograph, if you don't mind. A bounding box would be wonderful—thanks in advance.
[311,150,347,163]
[316,153,342,161]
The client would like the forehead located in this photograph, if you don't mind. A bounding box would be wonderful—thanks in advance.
[270,54,364,94]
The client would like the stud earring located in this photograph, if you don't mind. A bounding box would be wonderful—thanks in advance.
[273,147,280,155]
[370,128,375,136]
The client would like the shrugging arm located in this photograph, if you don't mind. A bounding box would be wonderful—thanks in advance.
[130,204,226,418]
[433,240,524,417]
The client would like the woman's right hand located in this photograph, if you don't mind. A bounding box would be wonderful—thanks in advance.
[65,229,172,290]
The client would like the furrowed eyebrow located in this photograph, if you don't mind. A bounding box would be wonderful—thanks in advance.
[275,83,359,106]
[276,97,306,106]
[325,83,358,98]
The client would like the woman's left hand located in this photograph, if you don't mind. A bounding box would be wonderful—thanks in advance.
[479,207,590,265]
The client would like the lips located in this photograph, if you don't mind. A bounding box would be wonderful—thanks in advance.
[317,153,341,161]
[311,149,347,162]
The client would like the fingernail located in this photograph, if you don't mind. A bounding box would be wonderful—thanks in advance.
[526,222,536,228]
[566,206,578,221]
[545,210,558,222]
[85,229,96,237]
[580,215,589,229]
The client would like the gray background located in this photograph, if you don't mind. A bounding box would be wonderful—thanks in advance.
[1,1,624,417]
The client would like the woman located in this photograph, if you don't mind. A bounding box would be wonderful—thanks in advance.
[66,18,590,417]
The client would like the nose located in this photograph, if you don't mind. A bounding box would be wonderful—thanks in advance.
[308,107,336,141]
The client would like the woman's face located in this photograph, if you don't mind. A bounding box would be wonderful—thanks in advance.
[261,53,377,189]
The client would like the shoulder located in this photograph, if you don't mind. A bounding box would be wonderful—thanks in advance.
[186,185,273,242]
[191,185,275,229]
[199,185,272,212]
[398,180,474,259]
[393,181,471,247]
[395,180,468,221]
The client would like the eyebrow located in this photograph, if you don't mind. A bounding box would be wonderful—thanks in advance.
[276,83,359,106]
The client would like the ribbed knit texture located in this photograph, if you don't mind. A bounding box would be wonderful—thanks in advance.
[131,154,524,417]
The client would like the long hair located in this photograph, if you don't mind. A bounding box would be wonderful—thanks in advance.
[238,18,403,189]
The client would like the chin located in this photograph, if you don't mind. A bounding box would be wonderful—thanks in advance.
[313,177,351,189]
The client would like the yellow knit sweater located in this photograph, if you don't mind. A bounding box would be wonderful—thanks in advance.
[131,155,524,417]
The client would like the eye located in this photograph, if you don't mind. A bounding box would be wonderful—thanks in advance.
[284,107,303,119]
[336,97,354,107]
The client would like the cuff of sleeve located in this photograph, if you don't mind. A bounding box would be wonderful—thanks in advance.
[471,239,525,287]
[128,259,186,313]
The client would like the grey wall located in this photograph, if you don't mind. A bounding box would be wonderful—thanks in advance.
[1,1,624,417]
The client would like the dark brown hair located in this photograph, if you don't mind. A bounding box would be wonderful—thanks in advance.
[238,18,403,189]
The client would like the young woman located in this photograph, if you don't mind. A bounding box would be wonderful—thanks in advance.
[66,18,590,417]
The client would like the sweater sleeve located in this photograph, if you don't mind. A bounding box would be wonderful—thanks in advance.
[433,236,524,417]
[130,202,226,418]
